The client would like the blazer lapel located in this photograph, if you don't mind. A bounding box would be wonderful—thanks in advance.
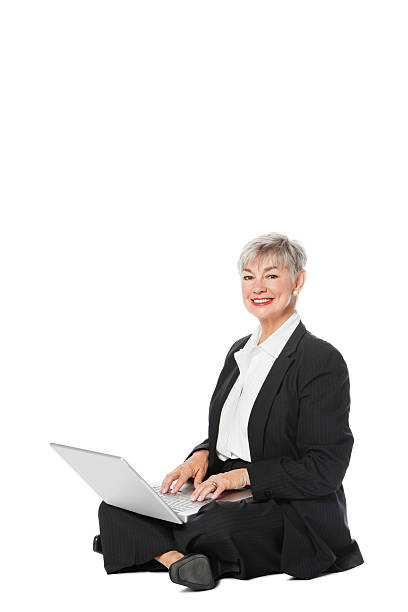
[208,339,247,465]
[209,320,308,467]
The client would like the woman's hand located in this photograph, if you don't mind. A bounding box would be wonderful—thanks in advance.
[190,468,250,501]
[160,450,209,495]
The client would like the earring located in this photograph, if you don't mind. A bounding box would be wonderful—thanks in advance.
[293,289,299,296]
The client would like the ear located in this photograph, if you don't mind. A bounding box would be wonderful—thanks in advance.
[295,269,306,291]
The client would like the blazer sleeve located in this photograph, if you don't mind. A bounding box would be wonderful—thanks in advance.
[184,338,244,463]
[184,438,209,462]
[234,346,355,502]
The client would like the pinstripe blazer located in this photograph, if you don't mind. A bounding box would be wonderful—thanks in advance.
[185,319,364,579]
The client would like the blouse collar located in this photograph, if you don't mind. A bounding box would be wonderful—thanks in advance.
[234,310,301,369]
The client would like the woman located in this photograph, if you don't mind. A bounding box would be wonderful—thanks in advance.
[97,232,364,590]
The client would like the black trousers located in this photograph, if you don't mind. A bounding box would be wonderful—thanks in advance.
[98,458,284,581]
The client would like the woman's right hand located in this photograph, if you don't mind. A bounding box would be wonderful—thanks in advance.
[160,450,209,495]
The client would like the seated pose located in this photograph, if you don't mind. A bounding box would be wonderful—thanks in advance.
[97,232,364,591]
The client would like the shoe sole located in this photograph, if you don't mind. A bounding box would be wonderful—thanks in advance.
[93,535,103,554]
[169,553,216,591]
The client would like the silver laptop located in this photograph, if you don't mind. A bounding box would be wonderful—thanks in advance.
[50,443,253,524]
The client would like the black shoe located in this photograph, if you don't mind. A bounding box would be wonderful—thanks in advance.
[169,553,216,591]
[93,534,103,554]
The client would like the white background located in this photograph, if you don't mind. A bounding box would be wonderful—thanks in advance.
[1,1,406,610]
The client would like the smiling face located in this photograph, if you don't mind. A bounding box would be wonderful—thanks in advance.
[241,254,305,328]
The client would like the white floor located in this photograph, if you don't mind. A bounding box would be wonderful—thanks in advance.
[9,523,400,612]
[4,459,401,612]
[25,552,396,612]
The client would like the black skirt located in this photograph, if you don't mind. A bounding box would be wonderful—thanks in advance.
[97,457,284,580]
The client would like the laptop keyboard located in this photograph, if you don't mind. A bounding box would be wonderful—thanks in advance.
[150,484,211,513]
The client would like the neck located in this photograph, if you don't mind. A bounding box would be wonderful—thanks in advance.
[257,309,296,344]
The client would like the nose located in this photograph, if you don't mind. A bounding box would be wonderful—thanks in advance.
[252,282,268,293]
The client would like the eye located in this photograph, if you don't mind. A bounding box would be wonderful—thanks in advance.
[242,274,278,280]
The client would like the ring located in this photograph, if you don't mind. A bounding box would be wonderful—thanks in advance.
[211,481,218,489]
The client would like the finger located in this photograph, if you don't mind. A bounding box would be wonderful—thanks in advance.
[210,484,225,500]
[194,469,205,489]
[196,478,226,501]
[196,483,215,501]
[160,473,178,493]
[192,481,214,501]
[190,482,206,501]
[191,473,220,500]
[171,476,187,495]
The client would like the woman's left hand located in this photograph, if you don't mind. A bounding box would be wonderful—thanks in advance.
[190,468,250,501]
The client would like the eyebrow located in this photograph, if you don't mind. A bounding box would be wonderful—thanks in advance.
[242,266,279,273]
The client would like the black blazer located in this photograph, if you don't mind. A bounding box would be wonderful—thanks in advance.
[185,319,364,579]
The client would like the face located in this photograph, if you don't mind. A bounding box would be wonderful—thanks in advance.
[241,255,305,323]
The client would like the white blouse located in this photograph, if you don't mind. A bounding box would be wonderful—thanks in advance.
[216,310,301,462]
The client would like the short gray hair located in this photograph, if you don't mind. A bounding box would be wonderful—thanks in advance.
[237,232,307,283]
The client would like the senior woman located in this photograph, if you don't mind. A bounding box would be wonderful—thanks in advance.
[96,232,364,590]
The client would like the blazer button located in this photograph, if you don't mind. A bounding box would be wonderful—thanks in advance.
[264,489,272,499]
